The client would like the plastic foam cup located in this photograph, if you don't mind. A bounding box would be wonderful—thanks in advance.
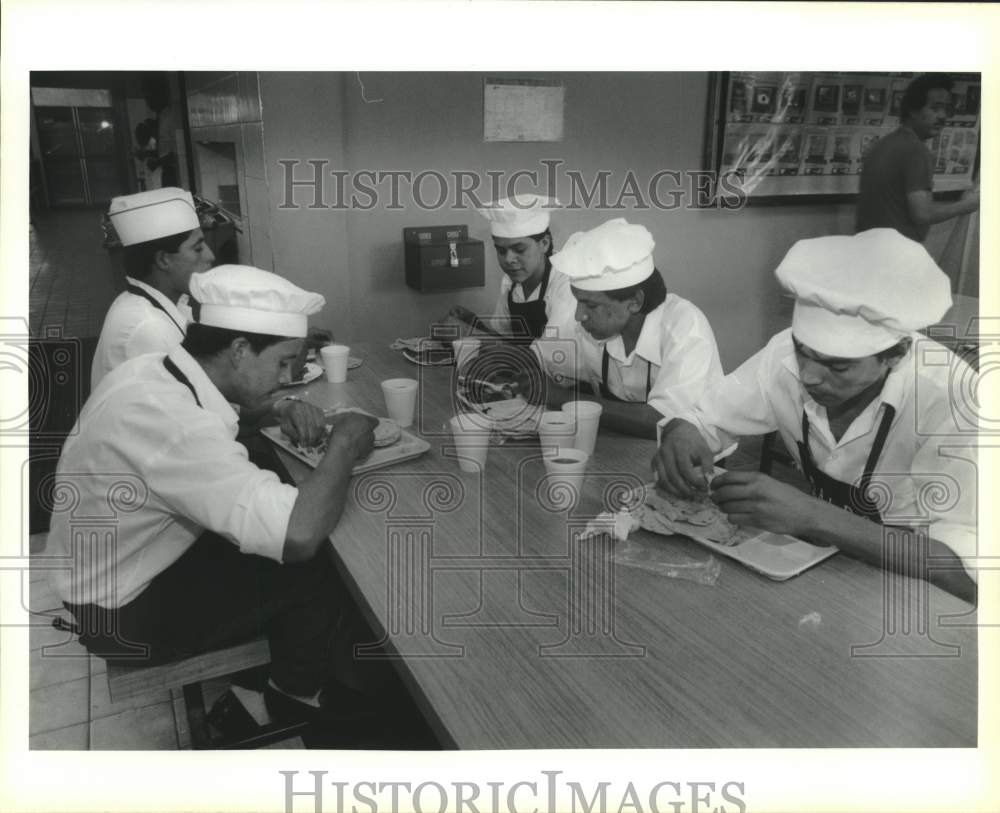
[541,446,589,507]
[380,378,418,427]
[538,410,576,450]
[561,400,603,456]
[321,344,350,383]
[449,413,492,473]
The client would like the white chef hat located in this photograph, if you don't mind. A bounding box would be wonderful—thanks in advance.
[108,187,200,246]
[550,218,655,292]
[189,265,325,339]
[478,194,559,239]
[776,228,952,358]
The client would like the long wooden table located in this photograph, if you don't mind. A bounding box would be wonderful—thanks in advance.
[274,342,977,749]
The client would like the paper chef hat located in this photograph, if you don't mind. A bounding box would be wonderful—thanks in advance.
[189,265,326,339]
[550,218,655,292]
[776,229,952,357]
[478,194,559,239]
[108,187,200,246]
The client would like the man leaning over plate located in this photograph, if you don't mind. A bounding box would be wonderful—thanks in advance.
[652,228,978,603]
[48,265,381,724]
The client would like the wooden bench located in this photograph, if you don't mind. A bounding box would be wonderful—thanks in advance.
[53,621,311,749]
[103,636,311,749]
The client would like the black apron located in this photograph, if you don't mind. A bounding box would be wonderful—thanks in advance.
[507,263,552,340]
[125,280,186,337]
[796,404,896,524]
[599,345,653,402]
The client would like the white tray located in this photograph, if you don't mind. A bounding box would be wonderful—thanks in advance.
[262,425,430,475]
[678,527,839,581]
[633,480,838,581]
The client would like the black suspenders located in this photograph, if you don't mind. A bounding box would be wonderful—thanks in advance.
[600,347,653,402]
[125,281,186,336]
[163,357,203,408]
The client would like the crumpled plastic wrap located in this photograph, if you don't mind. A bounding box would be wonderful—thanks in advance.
[583,510,721,586]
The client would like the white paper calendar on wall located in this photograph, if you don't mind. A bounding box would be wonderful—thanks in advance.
[484,78,564,142]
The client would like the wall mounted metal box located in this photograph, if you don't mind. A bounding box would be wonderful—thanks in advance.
[404,225,485,293]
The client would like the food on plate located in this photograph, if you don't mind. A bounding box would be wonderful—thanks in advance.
[372,418,401,448]
[290,416,401,463]
[639,484,742,545]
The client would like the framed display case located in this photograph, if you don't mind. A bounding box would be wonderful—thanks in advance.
[704,71,981,203]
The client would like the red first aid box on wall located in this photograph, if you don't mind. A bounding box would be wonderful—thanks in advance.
[404,225,485,293]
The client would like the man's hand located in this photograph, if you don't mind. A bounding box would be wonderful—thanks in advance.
[291,327,335,380]
[325,412,378,461]
[709,470,822,538]
[448,305,477,326]
[273,399,328,447]
[651,419,715,498]
[960,185,980,210]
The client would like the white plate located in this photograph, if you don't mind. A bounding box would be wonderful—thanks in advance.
[262,425,430,475]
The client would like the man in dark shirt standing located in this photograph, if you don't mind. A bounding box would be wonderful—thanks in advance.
[856,74,979,242]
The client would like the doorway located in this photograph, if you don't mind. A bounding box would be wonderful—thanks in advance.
[31,86,127,207]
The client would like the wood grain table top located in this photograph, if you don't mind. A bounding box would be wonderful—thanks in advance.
[273,342,977,750]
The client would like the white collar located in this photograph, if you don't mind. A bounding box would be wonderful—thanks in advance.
[780,333,911,440]
[604,301,667,365]
[125,276,188,323]
[164,345,239,430]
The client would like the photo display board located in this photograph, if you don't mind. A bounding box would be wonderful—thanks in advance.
[707,71,981,200]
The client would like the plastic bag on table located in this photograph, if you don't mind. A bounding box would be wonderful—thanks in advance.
[582,511,720,586]
[612,536,721,586]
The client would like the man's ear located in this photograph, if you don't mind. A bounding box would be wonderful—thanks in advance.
[627,290,645,315]
[228,337,251,368]
[152,249,171,272]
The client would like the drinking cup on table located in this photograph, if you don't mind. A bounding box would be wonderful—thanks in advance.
[449,413,493,473]
[452,337,481,372]
[541,446,589,507]
[380,378,419,427]
[561,400,603,457]
[320,344,350,383]
[538,410,576,450]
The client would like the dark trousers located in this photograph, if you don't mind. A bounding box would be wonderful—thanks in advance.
[66,531,362,697]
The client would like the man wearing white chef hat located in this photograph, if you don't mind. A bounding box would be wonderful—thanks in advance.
[94,189,331,451]
[539,217,726,439]
[49,265,383,729]
[449,194,575,340]
[91,187,214,389]
[653,228,977,602]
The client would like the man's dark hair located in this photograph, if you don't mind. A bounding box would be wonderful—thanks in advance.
[900,74,954,121]
[526,228,555,258]
[122,229,193,279]
[605,268,667,316]
[181,322,289,358]
[875,337,912,363]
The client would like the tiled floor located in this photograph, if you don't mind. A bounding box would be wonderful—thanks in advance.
[28,532,309,750]
[26,211,308,750]
[29,208,120,339]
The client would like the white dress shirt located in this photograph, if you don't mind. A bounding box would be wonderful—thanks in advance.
[669,328,979,577]
[48,345,298,608]
[542,294,726,422]
[90,276,192,390]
